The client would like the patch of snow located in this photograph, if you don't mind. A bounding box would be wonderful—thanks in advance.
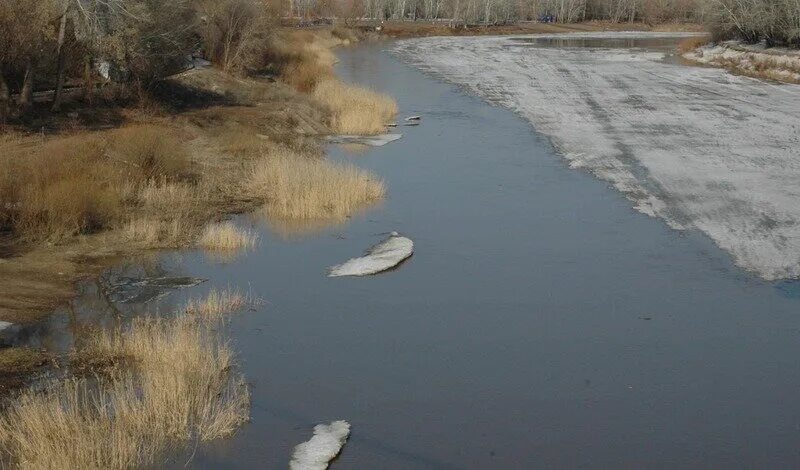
[0,321,13,332]
[289,420,351,470]
[326,133,402,147]
[328,232,413,277]
[394,32,800,280]
[684,42,800,82]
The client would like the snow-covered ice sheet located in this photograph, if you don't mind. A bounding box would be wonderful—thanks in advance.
[289,420,350,470]
[394,32,800,280]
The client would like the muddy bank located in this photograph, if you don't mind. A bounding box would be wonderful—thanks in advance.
[394,31,800,280]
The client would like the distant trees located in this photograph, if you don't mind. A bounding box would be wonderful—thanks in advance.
[197,0,275,72]
[0,0,277,121]
[702,0,800,45]
[322,0,703,25]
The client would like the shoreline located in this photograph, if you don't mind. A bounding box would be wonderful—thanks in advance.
[0,28,391,396]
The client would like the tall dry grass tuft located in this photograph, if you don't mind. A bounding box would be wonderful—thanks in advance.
[246,148,385,220]
[0,315,249,469]
[120,217,198,248]
[313,80,398,135]
[185,288,254,319]
[677,36,711,53]
[198,222,258,252]
[107,125,190,181]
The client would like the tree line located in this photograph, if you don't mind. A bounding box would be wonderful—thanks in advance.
[1,0,797,122]
[0,0,279,122]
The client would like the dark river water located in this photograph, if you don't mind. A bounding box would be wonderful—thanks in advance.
[34,38,800,468]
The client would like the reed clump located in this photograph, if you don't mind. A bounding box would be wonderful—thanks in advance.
[246,148,385,220]
[185,288,255,319]
[198,222,258,252]
[313,80,398,135]
[0,315,249,469]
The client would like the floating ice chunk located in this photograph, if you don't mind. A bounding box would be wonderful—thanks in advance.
[289,420,351,470]
[328,232,413,277]
[326,133,401,147]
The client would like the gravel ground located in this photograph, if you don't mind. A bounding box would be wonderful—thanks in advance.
[394,32,800,280]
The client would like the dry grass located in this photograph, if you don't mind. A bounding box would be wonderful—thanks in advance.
[0,348,49,394]
[107,125,190,181]
[266,30,340,92]
[0,126,191,243]
[198,222,258,252]
[0,315,249,469]
[266,28,397,135]
[684,42,800,84]
[313,80,397,135]
[677,36,711,53]
[119,217,199,249]
[138,179,209,216]
[185,288,254,319]
[246,148,385,220]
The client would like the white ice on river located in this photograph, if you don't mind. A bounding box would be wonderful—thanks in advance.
[393,32,800,280]
[328,232,413,277]
[289,420,351,470]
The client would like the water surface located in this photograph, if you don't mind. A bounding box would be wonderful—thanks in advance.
[126,39,800,468]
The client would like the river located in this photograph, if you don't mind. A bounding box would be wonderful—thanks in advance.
[36,35,800,468]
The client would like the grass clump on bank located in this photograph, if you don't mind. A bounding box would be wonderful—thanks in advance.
[265,29,397,134]
[313,80,398,135]
[247,148,385,220]
[198,222,258,252]
[0,315,249,469]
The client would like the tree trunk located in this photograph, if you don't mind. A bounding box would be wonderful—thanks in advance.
[0,69,10,124]
[84,56,94,105]
[18,61,35,112]
[51,9,69,112]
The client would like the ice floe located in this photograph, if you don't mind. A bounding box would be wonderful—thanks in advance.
[328,232,413,277]
[289,420,351,470]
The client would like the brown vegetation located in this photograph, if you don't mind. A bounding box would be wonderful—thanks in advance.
[185,288,256,318]
[0,315,249,468]
[0,348,49,394]
[198,222,259,252]
[247,148,386,220]
[677,35,711,53]
[264,29,398,132]
[314,80,398,134]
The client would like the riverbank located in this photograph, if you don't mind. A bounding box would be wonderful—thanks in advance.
[682,40,800,84]
[0,28,394,395]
